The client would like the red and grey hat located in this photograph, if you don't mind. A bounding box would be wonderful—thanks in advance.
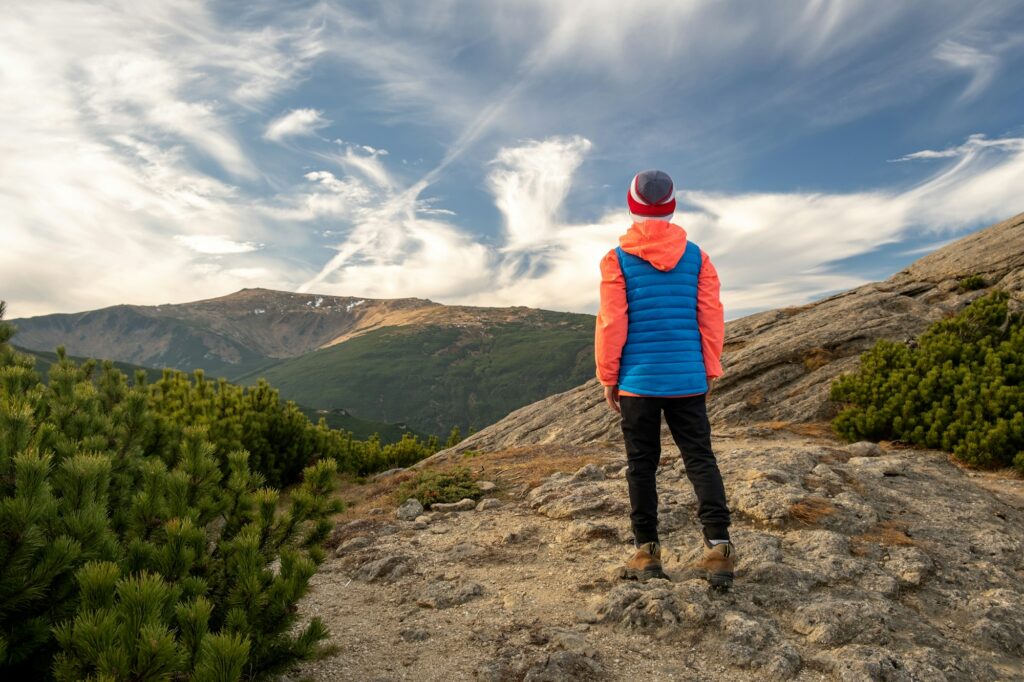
[627,169,676,219]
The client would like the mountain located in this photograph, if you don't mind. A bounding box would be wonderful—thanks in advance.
[236,310,594,434]
[431,212,1024,456]
[9,288,595,435]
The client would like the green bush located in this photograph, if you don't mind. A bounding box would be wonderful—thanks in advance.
[830,290,1024,471]
[0,304,342,680]
[957,274,988,292]
[144,370,444,487]
[395,468,482,508]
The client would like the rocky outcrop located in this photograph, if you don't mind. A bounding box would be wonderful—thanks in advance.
[291,430,1024,681]
[432,213,1024,457]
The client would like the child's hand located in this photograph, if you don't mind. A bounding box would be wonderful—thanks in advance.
[604,384,620,413]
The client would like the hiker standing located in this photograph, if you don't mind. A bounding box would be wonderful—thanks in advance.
[595,170,735,589]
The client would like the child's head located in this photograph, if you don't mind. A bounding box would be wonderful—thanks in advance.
[628,169,675,222]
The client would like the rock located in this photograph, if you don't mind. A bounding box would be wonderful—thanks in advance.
[334,535,372,557]
[499,525,538,545]
[411,521,427,530]
[368,507,385,515]
[529,482,621,520]
[478,481,497,492]
[399,627,429,642]
[848,441,884,457]
[327,518,378,549]
[883,546,934,587]
[354,555,412,583]
[431,498,477,512]
[596,582,711,634]
[966,588,1024,655]
[523,651,602,681]
[557,521,619,544]
[820,645,909,682]
[374,467,407,479]
[720,611,800,678]
[571,463,605,482]
[446,542,486,561]
[397,498,424,521]
[476,497,502,511]
[792,598,892,646]
[548,628,598,658]
[414,515,431,524]
[416,579,483,609]
[784,529,863,584]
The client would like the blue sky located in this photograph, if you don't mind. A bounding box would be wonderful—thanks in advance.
[3,1,1024,320]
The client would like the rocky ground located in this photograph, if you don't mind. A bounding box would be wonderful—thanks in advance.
[283,425,1024,682]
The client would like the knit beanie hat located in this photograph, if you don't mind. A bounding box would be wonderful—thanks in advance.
[627,169,676,221]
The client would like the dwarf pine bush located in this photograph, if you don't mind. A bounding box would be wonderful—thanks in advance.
[830,290,1024,472]
[0,303,343,680]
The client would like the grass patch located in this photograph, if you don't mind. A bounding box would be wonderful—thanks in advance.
[852,520,918,554]
[788,496,836,525]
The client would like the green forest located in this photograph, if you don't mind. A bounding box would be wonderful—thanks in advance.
[831,289,1024,472]
[0,303,449,680]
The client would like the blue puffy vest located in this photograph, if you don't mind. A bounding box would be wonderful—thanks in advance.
[616,241,708,396]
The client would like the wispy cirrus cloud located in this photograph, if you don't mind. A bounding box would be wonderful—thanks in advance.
[934,41,1000,102]
[2,0,1024,322]
[264,108,331,142]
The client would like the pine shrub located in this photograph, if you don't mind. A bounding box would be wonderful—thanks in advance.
[0,303,343,680]
[395,467,482,508]
[830,290,1024,471]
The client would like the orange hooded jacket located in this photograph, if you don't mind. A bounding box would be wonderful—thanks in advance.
[595,219,725,397]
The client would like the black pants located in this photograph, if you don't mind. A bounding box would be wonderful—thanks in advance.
[620,394,731,545]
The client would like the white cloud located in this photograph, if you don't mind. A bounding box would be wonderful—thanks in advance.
[264,108,330,142]
[174,235,261,255]
[0,1,320,317]
[934,41,999,101]
[489,136,593,251]
[298,132,1024,318]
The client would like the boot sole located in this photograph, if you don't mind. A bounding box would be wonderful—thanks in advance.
[707,571,734,591]
[620,566,670,582]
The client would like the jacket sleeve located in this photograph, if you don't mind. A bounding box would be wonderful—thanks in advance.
[697,250,725,379]
[595,249,628,386]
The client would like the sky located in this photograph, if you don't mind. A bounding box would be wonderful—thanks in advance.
[2,1,1024,321]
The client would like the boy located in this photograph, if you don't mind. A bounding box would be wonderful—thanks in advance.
[595,169,734,589]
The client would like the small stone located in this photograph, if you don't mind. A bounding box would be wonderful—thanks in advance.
[557,521,619,544]
[399,628,430,642]
[335,535,372,557]
[411,521,427,530]
[478,481,497,492]
[847,441,883,457]
[571,463,606,482]
[416,579,483,608]
[476,497,502,511]
[431,498,477,512]
[354,555,412,583]
[414,515,431,524]
[446,542,486,560]
[368,507,385,515]
[396,498,424,521]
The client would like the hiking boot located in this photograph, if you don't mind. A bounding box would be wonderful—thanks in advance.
[700,539,735,590]
[621,541,669,582]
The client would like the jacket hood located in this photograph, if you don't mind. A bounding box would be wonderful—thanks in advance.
[618,219,688,271]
